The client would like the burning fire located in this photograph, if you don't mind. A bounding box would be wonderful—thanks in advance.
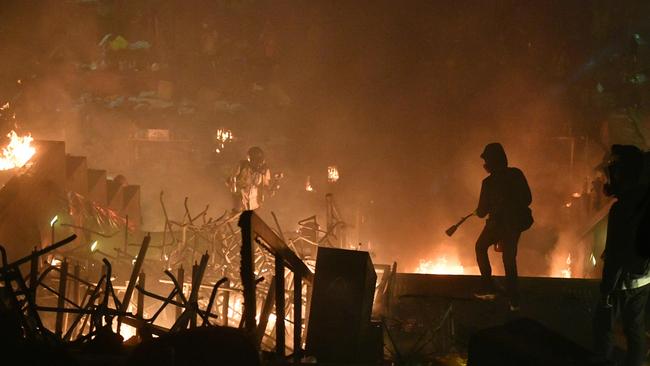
[560,254,572,278]
[305,176,314,192]
[0,130,36,171]
[416,256,465,275]
[215,128,234,154]
[327,166,339,183]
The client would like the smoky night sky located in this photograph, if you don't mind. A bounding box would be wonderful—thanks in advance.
[1,1,649,273]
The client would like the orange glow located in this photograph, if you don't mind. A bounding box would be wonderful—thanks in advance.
[0,130,36,170]
[215,128,234,154]
[560,254,572,278]
[305,176,314,192]
[327,166,339,183]
[416,256,465,275]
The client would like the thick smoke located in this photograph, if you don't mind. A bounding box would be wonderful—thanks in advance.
[2,1,641,277]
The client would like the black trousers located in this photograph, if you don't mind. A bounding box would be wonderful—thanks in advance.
[594,284,650,366]
[475,225,521,303]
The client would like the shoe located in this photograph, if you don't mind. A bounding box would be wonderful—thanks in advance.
[473,290,497,301]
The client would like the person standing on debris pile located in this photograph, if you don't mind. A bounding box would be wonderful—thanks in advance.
[595,144,650,366]
[473,143,533,311]
[228,146,272,212]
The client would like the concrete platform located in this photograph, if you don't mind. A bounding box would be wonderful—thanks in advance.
[386,273,600,359]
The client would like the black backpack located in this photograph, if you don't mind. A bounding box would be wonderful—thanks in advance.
[625,179,650,279]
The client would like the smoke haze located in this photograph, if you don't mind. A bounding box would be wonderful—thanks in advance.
[3,0,645,276]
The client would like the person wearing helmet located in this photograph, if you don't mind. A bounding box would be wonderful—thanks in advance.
[594,145,650,366]
[473,143,533,311]
[228,147,272,211]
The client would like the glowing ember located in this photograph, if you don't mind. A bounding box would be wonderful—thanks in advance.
[327,166,339,183]
[0,130,36,171]
[113,303,138,341]
[305,176,314,192]
[215,128,234,154]
[571,192,582,198]
[1,102,9,111]
[416,256,465,275]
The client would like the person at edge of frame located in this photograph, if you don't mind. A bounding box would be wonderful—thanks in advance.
[595,144,650,366]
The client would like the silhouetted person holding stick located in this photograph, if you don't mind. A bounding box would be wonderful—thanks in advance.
[595,145,650,366]
[473,143,532,311]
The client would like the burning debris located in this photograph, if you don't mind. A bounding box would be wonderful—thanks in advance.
[215,128,234,154]
[305,176,314,192]
[0,130,36,171]
[560,254,572,279]
[416,255,465,275]
[327,166,339,183]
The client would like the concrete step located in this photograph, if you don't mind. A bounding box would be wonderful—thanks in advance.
[87,169,107,206]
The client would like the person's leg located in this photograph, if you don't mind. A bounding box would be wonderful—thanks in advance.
[593,293,617,364]
[501,231,521,307]
[621,285,650,366]
[475,226,497,295]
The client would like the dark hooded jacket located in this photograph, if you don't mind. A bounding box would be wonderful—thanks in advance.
[600,146,650,294]
[476,143,532,233]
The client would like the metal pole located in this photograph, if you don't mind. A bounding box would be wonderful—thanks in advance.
[275,255,285,357]
[222,288,230,326]
[55,260,69,337]
[176,266,184,321]
[72,264,81,339]
[190,262,198,328]
[124,215,129,253]
[239,211,257,335]
[118,234,150,332]
[137,272,145,337]
[293,273,302,363]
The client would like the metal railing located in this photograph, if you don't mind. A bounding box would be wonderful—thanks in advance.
[239,210,314,362]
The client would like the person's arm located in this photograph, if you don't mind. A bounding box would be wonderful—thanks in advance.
[600,206,623,298]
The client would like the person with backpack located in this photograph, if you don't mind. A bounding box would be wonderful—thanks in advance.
[595,145,650,366]
[473,143,533,311]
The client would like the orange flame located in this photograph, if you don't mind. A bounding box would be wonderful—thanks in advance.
[416,256,465,275]
[560,254,572,278]
[327,166,339,183]
[0,130,36,171]
[215,128,234,154]
[305,176,314,192]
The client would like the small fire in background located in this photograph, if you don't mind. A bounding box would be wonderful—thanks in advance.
[550,247,575,278]
[560,253,572,278]
[416,255,465,275]
[215,128,234,154]
[305,176,314,192]
[327,166,339,183]
[0,130,36,171]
